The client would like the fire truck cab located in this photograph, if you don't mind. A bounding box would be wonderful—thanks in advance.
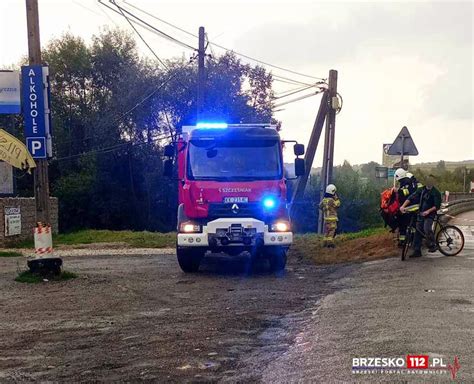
[164,123,305,273]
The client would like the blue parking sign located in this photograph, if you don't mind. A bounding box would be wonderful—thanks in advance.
[26,137,46,159]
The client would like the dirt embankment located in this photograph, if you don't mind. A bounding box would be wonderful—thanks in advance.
[291,232,399,265]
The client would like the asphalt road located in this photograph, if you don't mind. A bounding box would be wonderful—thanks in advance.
[0,230,472,382]
[261,248,474,383]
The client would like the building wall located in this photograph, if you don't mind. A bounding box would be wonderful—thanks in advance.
[0,198,58,247]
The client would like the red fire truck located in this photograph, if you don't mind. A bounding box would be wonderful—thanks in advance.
[164,123,305,273]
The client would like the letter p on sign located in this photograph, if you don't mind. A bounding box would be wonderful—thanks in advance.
[27,137,46,159]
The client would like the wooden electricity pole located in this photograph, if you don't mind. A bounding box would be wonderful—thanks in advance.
[197,26,205,121]
[26,0,50,225]
[318,69,338,234]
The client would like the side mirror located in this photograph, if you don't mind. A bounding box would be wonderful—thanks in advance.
[295,158,305,177]
[163,159,174,177]
[164,144,175,158]
[294,143,305,156]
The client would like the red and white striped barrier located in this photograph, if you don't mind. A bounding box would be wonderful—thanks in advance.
[33,223,53,257]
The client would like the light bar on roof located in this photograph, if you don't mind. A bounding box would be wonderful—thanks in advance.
[196,122,228,129]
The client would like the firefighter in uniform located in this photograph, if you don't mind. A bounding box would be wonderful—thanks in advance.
[396,169,424,246]
[395,168,415,246]
[319,184,341,248]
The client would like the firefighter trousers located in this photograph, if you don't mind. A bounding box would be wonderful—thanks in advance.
[323,221,337,246]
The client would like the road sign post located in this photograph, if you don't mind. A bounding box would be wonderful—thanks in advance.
[387,126,419,170]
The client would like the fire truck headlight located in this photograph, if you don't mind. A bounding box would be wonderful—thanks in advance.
[271,221,290,232]
[180,222,201,233]
[263,197,277,209]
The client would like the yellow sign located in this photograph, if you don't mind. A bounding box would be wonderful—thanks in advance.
[0,128,36,173]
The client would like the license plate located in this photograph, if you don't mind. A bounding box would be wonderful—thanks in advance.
[224,197,248,203]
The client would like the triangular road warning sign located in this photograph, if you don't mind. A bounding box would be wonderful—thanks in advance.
[387,126,419,156]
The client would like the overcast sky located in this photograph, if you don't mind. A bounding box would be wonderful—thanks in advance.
[1,0,472,165]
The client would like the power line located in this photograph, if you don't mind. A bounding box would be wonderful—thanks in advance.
[103,1,323,89]
[271,74,317,87]
[112,0,167,68]
[72,0,105,18]
[101,0,196,51]
[95,0,119,26]
[121,0,326,81]
[273,90,324,108]
[110,0,199,144]
[53,132,174,162]
[274,84,311,97]
[123,0,197,39]
[99,0,181,45]
[273,84,319,100]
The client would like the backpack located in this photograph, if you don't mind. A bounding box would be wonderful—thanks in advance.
[380,188,400,230]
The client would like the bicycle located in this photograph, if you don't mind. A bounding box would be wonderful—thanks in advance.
[401,206,465,260]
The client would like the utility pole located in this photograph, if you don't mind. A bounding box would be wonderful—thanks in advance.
[197,26,205,121]
[318,69,338,234]
[290,92,328,209]
[26,0,50,225]
[26,0,61,276]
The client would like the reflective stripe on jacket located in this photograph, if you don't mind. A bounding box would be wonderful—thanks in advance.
[319,197,340,222]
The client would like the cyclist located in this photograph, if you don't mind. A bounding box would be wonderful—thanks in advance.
[395,168,416,246]
[400,174,442,257]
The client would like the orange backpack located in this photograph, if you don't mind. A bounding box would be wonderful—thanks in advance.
[380,188,400,230]
[380,188,397,210]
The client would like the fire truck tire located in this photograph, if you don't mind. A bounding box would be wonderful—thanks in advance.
[177,248,203,273]
[267,247,287,272]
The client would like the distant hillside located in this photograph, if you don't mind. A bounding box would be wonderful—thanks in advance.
[350,160,474,172]
[285,160,473,178]
[411,160,474,171]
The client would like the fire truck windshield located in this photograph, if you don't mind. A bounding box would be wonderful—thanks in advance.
[188,140,282,180]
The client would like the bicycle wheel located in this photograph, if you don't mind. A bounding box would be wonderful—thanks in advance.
[436,225,465,256]
[402,228,413,261]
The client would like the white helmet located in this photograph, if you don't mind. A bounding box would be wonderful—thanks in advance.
[394,168,407,181]
[406,172,414,178]
[326,184,337,195]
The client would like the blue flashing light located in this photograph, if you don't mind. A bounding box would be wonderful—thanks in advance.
[196,122,228,129]
[263,197,277,209]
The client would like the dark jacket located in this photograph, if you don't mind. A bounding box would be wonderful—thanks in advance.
[408,186,442,218]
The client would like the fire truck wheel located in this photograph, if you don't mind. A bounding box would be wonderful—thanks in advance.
[267,247,287,272]
[177,248,203,273]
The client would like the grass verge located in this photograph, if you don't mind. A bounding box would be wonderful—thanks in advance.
[13,230,176,249]
[15,270,78,283]
[0,251,23,258]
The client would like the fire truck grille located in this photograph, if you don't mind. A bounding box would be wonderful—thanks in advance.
[208,203,266,220]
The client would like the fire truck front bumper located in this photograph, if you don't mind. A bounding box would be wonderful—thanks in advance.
[177,218,293,248]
